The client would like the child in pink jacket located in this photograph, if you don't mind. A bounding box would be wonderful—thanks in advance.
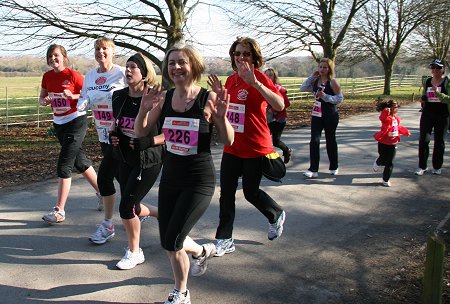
[373,100,411,187]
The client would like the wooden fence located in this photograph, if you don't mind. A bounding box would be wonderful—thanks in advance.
[0,74,423,129]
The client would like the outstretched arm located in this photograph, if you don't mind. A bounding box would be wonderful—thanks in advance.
[135,84,165,137]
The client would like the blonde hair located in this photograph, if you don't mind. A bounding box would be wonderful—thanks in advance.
[319,58,335,79]
[162,45,204,86]
[127,52,157,85]
[264,68,279,84]
[94,37,116,50]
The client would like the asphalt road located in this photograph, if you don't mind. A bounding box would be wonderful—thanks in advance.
[0,102,449,304]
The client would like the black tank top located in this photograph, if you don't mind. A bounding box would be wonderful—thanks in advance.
[159,87,215,191]
[313,79,339,117]
[423,77,449,115]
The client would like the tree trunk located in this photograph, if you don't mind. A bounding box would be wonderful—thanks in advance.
[383,62,393,95]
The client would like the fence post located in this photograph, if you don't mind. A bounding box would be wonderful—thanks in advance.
[37,86,40,128]
[5,87,9,131]
[422,231,445,304]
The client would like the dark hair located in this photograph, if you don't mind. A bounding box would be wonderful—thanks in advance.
[229,37,264,71]
[376,99,398,112]
[264,68,279,84]
[46,44,69,66]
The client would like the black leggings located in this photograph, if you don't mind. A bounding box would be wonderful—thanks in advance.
[118,162,161,219]
[215,152,283,239]
[418,111,448,170]
[54,115,92,178]
[376,142,397,182]
[97,143,118,197]
[158,184,213,251]
[268,121,290,156]
[309,114,339,172]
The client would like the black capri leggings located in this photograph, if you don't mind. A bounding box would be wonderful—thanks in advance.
[158,184,213,251]
[54,115,92,178]
[118,162,162,219]
[97,143,118,197]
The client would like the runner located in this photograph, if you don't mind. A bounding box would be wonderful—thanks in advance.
[76,37,126,244]
[110,53,164,270]
[207,37,287,258]
[40,44,100,224]
[135,45,234,304]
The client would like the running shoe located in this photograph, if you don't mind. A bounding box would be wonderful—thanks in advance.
[382,181,391,187]
[214,238,235,257]
[268,210,286,240]
[89,223,115,244]
[42,207,65,224]
[116,248,145,270]
[164,289,191,304]
[303,170,318,178]
[373,159,381,172]
[96,192,104,211]
[191,243,216,276]
[139,215,151,223]
[432,168,442,175]
[329,168,339,175]
[283,148,292,164]
[414,168,428,176]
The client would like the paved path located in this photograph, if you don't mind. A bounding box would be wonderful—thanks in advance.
[0,102,449,303]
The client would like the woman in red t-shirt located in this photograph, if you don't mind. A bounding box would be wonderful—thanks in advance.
[208,37,287,257]
[40,44,100,224]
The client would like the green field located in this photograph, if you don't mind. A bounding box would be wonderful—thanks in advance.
[0,75,422,127]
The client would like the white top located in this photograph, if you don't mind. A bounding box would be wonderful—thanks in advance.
[77,64,126,143]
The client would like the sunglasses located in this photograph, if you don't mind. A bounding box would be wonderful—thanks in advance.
[233,51,252,57]
[431,66,443,70]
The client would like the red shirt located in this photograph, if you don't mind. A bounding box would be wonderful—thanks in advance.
[41,68,84,116]
[224,69,282,158]
[373,108,410,145]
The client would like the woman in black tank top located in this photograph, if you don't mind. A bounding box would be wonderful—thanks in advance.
[134,45,234,304]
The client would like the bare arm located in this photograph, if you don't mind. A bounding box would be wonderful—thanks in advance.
[204,90,234,146]
[135,84,165,137]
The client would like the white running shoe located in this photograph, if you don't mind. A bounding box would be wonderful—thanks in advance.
[164,289,191,304]
[191,243,216,276]
[414,168,428,176]
[432,168,442,175]
[214,238,235,257]
[116,248,145,270]
[42,207,65,224]
[268,210,286,240]
[373,159,381,172]
[303,170,318,178]
[329,169,339,175]
[382,181,391,187]
[89,223,115,244]
[96,193,104,211]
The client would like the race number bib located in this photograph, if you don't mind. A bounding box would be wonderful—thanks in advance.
[91,102,114,142]
[162,117,199,156]
[311,100,322,117]
[48,92,71,114]
[426,87,441,102]
[388,119,399,137]
[117,116,136,138]
[227,102,245,133]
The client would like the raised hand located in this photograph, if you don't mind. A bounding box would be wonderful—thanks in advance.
[208,88,230,121]
[237,61,257,86]
[140,83,163,113]
[207,74,223,94]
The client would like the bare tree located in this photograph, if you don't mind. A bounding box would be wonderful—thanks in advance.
[345,0,448,95]
[0,0,201,85]
[217,0,369,62]
[407,11,450,66]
